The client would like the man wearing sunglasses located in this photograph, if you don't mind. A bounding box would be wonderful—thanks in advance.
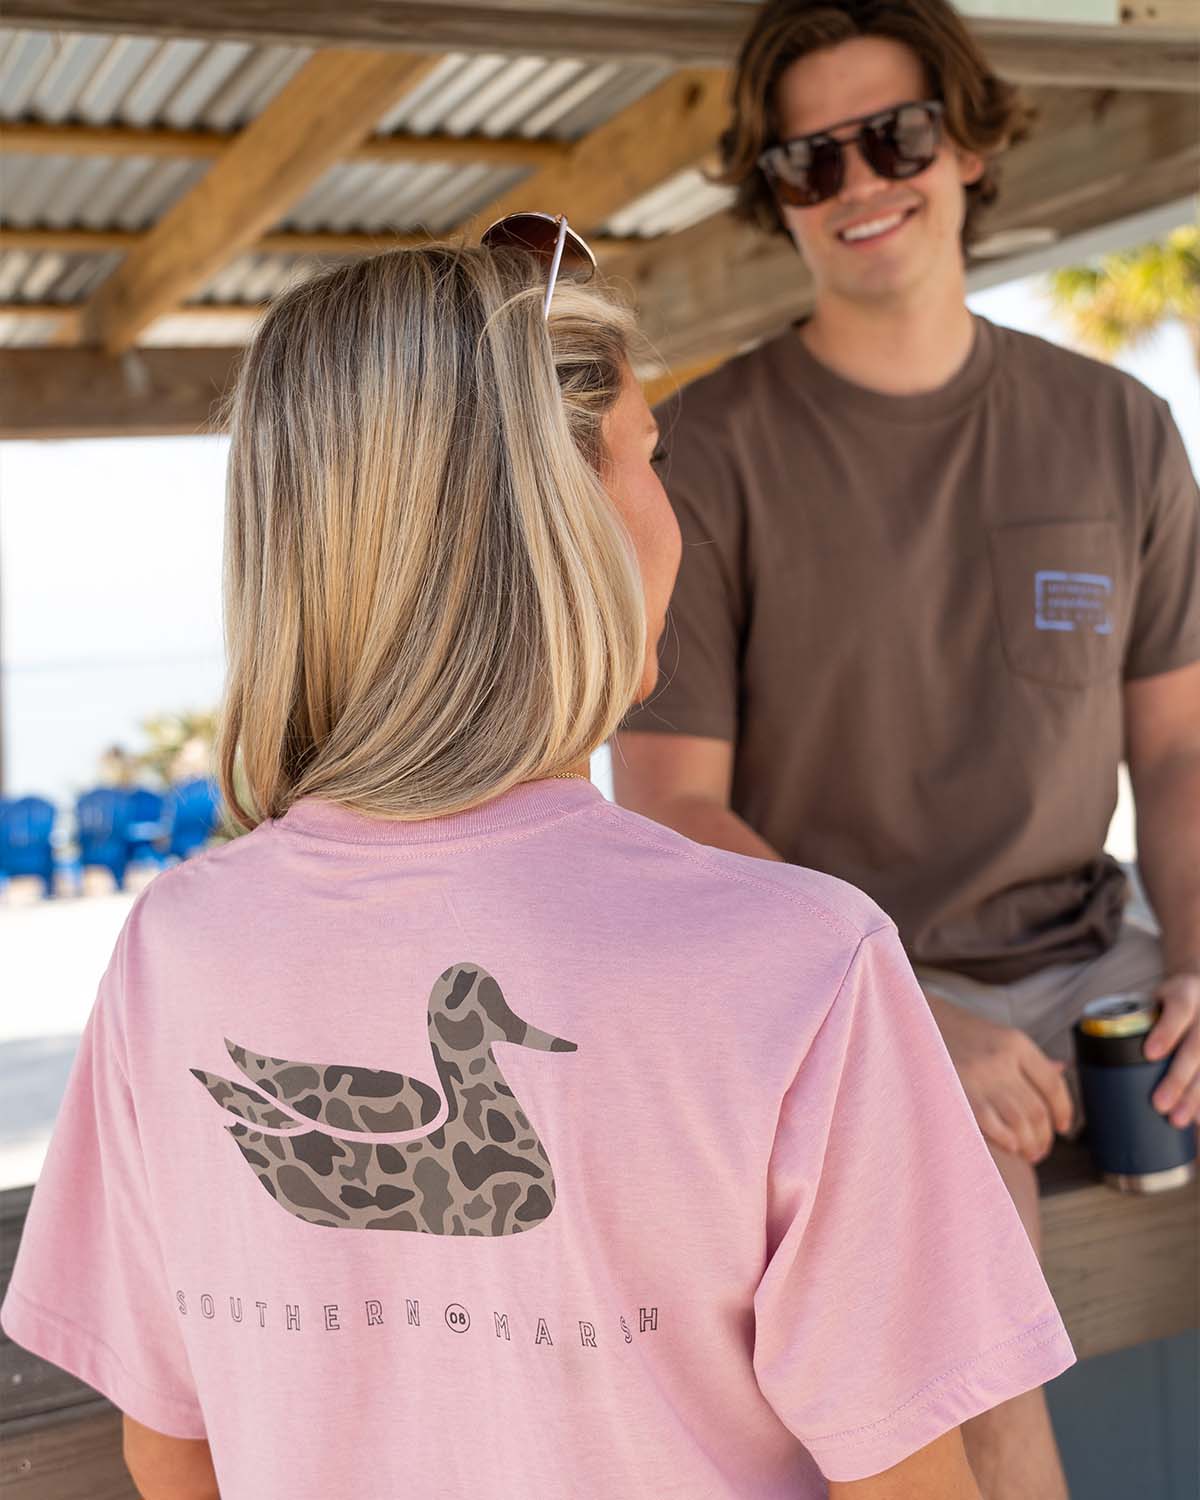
[615,2,1200,1496]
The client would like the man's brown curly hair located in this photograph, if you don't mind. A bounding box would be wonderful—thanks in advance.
[715,0,1032,249]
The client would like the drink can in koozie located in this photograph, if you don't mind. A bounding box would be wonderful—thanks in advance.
[1074,993,1197,1194]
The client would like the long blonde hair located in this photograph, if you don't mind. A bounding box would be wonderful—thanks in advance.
[218,245,647,830]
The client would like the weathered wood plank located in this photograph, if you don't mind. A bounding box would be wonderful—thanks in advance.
[0,227,643,259]
[0,1402,136,1500]
[1039,1139,1200,1362]
[0,346,242,438]
[79,49,443,353]
[1,2,1196,89]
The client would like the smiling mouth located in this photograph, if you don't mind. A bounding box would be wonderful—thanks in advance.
[836,207,917,246]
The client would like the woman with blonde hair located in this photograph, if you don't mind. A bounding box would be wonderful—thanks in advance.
[4,219,1072,1499]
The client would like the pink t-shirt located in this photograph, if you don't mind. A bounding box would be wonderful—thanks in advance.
[2,778,1074,1495]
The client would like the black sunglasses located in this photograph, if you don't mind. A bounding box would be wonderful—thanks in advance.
[479,211,597,319]
[758,99,944,208]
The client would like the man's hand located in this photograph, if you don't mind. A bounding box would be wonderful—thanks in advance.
[1145,971,1200,1128]
[925,994,1074,1164]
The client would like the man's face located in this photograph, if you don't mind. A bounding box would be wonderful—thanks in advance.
[771,36,983,305]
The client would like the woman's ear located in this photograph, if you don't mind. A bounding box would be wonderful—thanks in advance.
[956,147,986,187]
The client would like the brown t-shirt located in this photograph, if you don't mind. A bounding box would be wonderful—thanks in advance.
[622,315,1200,982]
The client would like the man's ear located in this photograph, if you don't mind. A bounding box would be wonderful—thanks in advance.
[956,147,986,187]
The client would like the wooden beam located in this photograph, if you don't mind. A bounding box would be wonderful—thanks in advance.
[0,336,729,434]
[459,68,729,239]
[0,227,643,261]
[0,346,243,438]
[1120,0,1200,26]
[641,352,728,407]
[78,49,443,353]
[971,17,1200,90]
[1,121,571,170]
[1,3,1196,90]
[1039,1138,1199,1362]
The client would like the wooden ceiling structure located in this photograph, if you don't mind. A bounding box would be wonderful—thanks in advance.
[0,0,1197,438]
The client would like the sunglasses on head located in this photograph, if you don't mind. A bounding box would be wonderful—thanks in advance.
[479,211,597,318]
[758,99,944,208]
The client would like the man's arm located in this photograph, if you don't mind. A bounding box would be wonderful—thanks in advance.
[123,1414,219,1500]
[1124,658,1200,1127]
[610,729,783,860]
[828,1426,981,1498]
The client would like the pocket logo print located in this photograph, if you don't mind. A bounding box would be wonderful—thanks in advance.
[1034,570,1113,635]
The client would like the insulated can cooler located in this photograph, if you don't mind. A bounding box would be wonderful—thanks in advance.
[1074,993,1198,1194]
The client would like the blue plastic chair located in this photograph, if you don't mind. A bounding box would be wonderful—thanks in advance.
[165,777,220,860]
[76,786,135,890]
[0,795,58,897]
[125,787,168,869]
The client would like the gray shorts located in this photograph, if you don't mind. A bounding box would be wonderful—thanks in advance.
[913,891,1163,1143]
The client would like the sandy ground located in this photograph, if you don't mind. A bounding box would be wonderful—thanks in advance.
[0,772,1137,1191]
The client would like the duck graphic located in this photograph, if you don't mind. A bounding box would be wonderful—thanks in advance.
[190,963,576,1236]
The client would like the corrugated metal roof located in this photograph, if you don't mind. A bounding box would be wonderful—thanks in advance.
[0,29,310,130]
[196,252,323,307]
[603,167,734,239]
[0,247,119,302]
[280,161,530,237]
[0,26,715,338]
[3,153,209,230]
[0,28,669,144]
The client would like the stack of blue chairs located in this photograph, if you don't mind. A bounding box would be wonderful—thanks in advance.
[0,796,57,897]
[0,779,223,898]
[164,777,222,860]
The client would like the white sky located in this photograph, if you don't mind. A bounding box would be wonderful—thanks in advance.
[1,275,1197,805]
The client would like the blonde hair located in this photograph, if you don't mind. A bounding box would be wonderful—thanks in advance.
[218,245,648,830]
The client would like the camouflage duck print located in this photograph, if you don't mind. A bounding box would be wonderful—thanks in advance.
[191,963,576,1236]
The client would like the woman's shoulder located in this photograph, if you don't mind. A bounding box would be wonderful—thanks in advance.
[589,798,892,952]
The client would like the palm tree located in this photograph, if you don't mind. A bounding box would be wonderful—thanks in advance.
[1047,225,1199,369]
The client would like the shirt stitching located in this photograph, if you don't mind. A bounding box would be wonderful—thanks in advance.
[4,1287,204,1420]
[271,796,601,856]
[802,1314,1067,1448]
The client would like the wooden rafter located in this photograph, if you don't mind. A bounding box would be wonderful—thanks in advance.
[0,227,643,259]
[0,1,1196,90]
[2,121,571,170]
[78,49,444,352]
[0,345,243,438]
[458,67,729,236]
[0,337,672,437]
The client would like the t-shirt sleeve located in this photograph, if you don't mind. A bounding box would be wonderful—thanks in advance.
[620,391,747,743]
[0,926,205,1439]
[1125,395,1200,680]
[753,925,1075,1483]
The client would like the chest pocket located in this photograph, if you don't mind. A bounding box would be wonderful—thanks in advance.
[988,520,1122,688]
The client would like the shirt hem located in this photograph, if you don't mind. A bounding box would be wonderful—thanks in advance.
[801,1315,1075,1483]
[0,1287,206,1441]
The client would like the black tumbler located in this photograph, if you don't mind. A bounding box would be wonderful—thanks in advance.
[1074,993,1198,1194]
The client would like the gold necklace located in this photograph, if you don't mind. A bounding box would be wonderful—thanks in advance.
[546,771,588,781]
